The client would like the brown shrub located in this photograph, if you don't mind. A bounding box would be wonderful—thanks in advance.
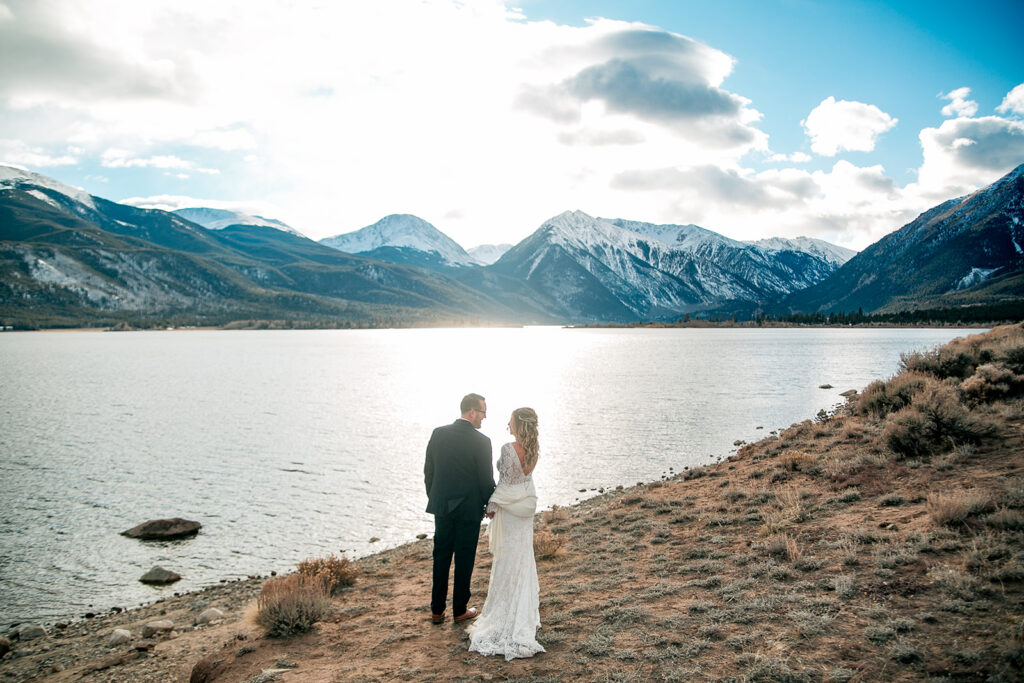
[542,505,571,524]
[778,450,815,472]
[256,573,331,637]
[297,553,358,594]
[882,381,993,459]
[857,372,934,418]
[899,342,981,381]
[960,362,1024,404]
[534,531,566,559]
[927,490,997,527]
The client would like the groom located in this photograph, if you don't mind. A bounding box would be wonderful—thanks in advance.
[424,393,496,624]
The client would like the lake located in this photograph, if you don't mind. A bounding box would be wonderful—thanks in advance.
[0,326,985,625]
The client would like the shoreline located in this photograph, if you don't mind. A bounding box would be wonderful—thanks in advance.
[2,325,1021,681]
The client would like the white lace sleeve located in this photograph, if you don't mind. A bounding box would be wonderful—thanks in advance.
[487,444,519,513]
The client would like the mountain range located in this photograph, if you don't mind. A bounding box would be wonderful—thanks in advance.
[1,162,1022,327]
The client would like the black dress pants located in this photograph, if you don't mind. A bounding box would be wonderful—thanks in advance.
[431,506,482,616]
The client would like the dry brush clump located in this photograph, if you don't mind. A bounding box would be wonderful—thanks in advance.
[297,553,359,594]
[926,489,997,527]
[256,572,332,637]
[534,530,566,559]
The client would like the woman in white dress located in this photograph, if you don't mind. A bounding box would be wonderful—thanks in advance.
[467,407,545,660]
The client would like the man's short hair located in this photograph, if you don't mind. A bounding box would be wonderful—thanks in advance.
[460,393,485,414]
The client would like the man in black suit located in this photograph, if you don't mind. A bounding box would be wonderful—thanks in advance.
[424,392,495,624]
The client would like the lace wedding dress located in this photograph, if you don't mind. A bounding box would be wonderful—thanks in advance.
[467,443,545,660]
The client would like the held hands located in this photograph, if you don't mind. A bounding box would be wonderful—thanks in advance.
[485,511,495,519]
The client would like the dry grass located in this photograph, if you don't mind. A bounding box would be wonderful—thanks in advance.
[255,573,331,637]
[297,553,359,594]
[534,530,566,559]
[778,450,815,472]
[927,489,997,526]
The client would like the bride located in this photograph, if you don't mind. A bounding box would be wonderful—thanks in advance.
[467,407,545,660]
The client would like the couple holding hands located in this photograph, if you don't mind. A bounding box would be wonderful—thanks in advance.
[423,393,544,661]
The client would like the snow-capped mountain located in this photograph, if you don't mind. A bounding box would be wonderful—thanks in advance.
[746,236,856,267]
[490,211,849,321]
[172,207,303,236]
[784,162,1024,313]
[1,164,97,211]
[468,243,513,265]
[319,214,480,269]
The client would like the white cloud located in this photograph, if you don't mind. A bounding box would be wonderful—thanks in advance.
[997,83,1024,117]
[101,148,219,174]
[769,152,811,163]
[911,115,1024,201]
[801,96,898,156]
[940,87,978,118]
[120,193,286,220]
[0,139,77,166]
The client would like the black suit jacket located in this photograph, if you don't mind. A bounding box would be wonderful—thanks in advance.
[424,419,495,518]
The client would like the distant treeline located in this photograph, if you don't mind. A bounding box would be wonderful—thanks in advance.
[677,301,1024,327]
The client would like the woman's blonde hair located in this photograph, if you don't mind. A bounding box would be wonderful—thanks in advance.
[512,407,539,471]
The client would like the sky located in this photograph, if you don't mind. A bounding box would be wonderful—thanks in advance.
[1,0,1022,251]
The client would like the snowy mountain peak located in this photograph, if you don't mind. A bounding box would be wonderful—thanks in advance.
[747,236,857,266]
[319,214,478,266]
[0,164,96,209]
[172,207,303,236]
[604,217,745,251]
[468,243,513,265]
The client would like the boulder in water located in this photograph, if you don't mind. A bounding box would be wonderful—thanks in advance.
[121,518,201,540]
[140,566,182,584]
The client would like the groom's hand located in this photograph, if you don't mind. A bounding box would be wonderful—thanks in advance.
[485,512,495,519]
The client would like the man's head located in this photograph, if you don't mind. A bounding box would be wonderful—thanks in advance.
[460,393,487,429]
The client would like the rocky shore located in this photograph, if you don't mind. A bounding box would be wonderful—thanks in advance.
[3,325,1023,682]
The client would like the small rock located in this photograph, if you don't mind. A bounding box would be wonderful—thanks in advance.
[51,662,65,673]
[18,624,46,641]
[368,537,380,543]
[415,533,427,540]
[140,566,182,584]
[0,635,9,657]
[819,384,834,389]
[840,389,858,398]
[197,608,225,625]
[141,620,174,638]
[121,518,201,540]
[108,629,131,647]
[11,648,32,659]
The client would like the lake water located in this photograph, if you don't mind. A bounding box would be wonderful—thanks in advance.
[0,326,985,625]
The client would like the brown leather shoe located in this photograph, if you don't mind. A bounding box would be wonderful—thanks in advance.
[453,607,478,623]
[431,612,445,625]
